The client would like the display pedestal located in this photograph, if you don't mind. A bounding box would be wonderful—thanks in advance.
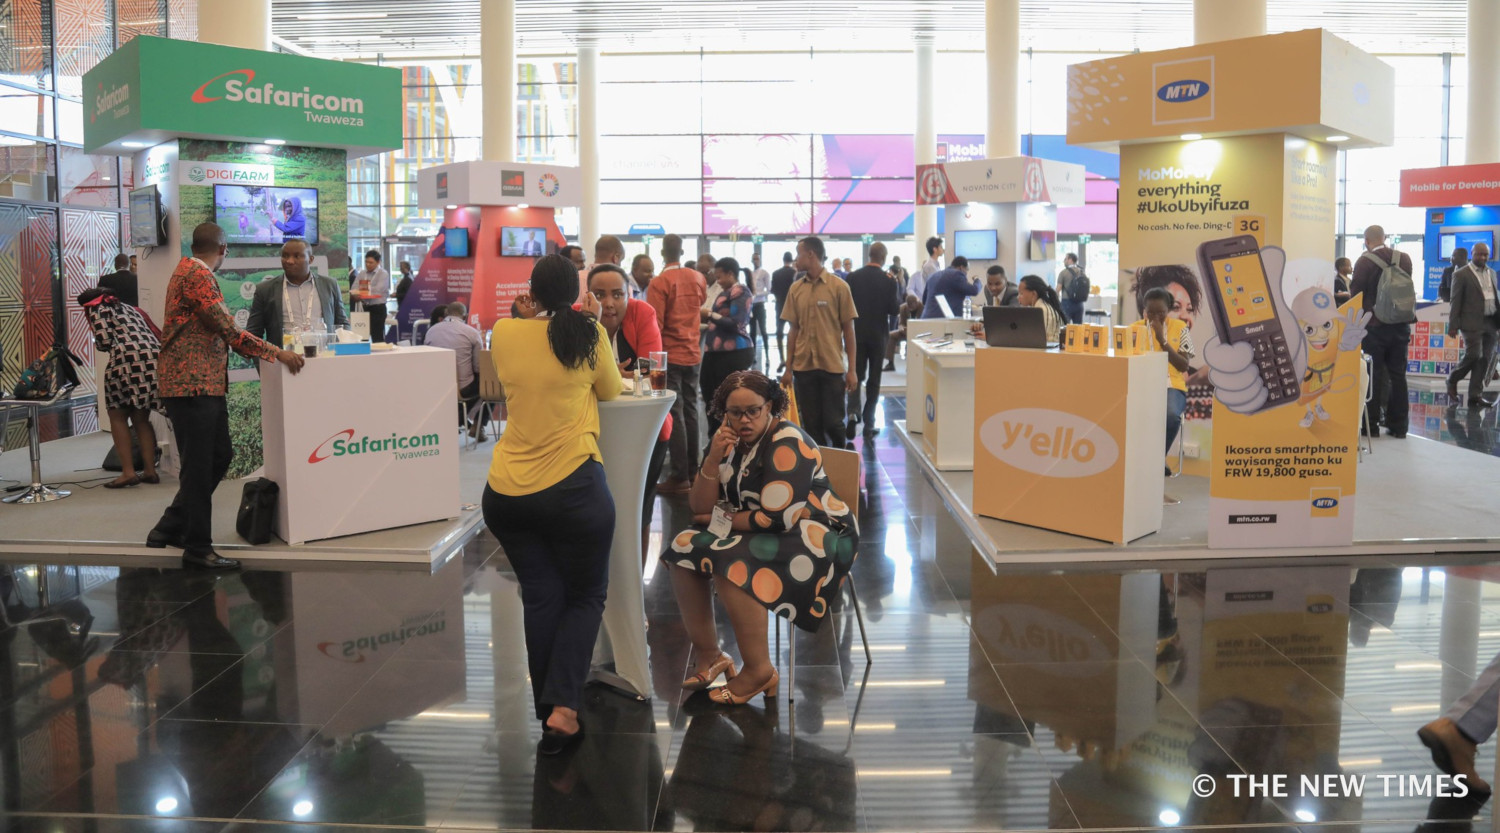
[973,348,1166,544]
[261,347,460,545]
[911,339,977,471]
[903,320,976,435]
[591,391,674,699]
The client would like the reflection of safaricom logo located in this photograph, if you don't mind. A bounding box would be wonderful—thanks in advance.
[191,68,367,126]
[92,82,130,123]
[308,428,442,464]
[315,612,448,663]
[187,165,206,183]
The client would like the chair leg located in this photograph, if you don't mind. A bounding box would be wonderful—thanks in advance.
[847,580,872,666]
[787,618,796,703]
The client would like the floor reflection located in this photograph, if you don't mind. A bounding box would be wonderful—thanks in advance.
[4,395,1500,832]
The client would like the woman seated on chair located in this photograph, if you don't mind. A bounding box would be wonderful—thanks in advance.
[586,263,674,563]
[663,370,859,705]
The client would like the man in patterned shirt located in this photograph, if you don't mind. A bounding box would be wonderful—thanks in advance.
[147,223,305,568]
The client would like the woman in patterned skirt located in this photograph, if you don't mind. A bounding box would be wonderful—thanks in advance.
[663,370,858,705]
[78,287,160,488]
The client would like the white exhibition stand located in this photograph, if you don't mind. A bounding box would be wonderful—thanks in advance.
[904,318,978,435]
[912,339,978,471]
[261,347,460,545]
[591,390,675,699]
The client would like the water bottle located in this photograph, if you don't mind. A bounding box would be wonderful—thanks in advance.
[962,298,973,320]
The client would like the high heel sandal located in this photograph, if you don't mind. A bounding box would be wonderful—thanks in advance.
[707,669,779,705]
[682,652,737,691]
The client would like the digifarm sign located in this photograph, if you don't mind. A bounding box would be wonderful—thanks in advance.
[84,36,401,158]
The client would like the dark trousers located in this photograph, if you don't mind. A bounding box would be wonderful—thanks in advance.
[154,396,232,555]
[666,362,701,481]
[852,336,886,426]
[794,370,847,448]
[749,302,770,359]
[1061,299,1085,325]
[701,347,755,412]
[1450,327,1498,401]
[643,437,669,529]
[1364,323,1411,434]
[1166,388,1187,452]
[366,303,388,343]
[459,377,489,425]
[482,460,614,719]
[774,307,788,365]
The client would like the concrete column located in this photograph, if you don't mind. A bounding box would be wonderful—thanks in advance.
[1193,0,1265,44]
[578,39,600,249]
[985,0,1020,158]
[1468,0,1500,163]
[196,0,269,51]
[481,0,517,163]
[1440,573,1482,709]
[914,34,937,268]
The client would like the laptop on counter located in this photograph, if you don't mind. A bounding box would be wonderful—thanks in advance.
[982,306,1053,349]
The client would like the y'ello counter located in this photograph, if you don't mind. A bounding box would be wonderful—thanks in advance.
[261,346,461,545]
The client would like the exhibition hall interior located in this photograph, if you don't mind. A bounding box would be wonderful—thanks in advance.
[3,0,1500,831]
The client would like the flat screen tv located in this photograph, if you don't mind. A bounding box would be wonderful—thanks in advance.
[1455,230,1496,257]
[500,226,547,257]
[954,229,998,261]
[443,227,470,258]
[1029,230,1057,261]
[1441,233,1458,259]
[214,184,319,245]
[128,184,166,247]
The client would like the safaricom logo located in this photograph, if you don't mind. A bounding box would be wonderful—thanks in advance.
[191,68,368,127]
[309,428,442,464]
[93,82,130,123]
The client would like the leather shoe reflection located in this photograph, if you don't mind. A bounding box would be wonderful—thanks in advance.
[1418,718,1493,796]
[1416,790,1491,832]
[183,550,241,570]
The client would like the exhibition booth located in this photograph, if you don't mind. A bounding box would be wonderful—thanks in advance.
[891,30,1500,564]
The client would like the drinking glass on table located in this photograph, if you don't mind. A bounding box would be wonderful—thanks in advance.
[649,351,668,395]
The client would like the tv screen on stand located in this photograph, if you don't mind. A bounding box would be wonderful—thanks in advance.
[500,226,547,257]
[954,229,998,261]
[214,184,320,245]
[128,185,166,247]
[443,227,470,258]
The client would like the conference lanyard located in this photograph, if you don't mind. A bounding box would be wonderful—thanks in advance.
[283,278,316,332]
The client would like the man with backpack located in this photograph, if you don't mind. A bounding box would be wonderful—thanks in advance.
[1350,224,1417,438]
[1057,253,1089,325]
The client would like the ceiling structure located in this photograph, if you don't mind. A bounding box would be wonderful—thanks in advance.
[271,0,1468,61]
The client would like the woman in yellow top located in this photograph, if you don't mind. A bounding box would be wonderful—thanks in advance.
[485,253,620,755]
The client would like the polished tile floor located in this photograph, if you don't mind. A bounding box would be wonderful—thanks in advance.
[3,395,1500,833]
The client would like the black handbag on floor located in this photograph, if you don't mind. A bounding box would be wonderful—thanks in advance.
[236,478,279,545]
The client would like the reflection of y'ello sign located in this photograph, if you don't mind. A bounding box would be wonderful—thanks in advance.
[979,408,1119,478]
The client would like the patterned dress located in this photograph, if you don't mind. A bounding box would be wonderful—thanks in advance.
[665,421,858,632]
[83,298,161,412]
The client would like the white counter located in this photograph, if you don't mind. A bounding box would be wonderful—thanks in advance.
[912,338,978,471]
[591,390,674,699]
[261,347,461,545]
[904,319,979,435]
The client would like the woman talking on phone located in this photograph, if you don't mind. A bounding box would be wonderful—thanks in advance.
[485,254,619,754]
[663,370,858,705]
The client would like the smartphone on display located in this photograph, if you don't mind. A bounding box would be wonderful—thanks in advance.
[1196,234,1300,411]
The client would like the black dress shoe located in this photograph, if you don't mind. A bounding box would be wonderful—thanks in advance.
[146,530,185,549]
[182,550,240,570]
[538,725,583,756]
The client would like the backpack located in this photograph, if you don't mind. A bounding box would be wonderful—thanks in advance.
[1064,265,1091,304]
[11,347,81,400]
[1360,249,1416,324]
[236,477,280,545]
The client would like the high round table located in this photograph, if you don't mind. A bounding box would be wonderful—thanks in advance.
[592,389,674,699]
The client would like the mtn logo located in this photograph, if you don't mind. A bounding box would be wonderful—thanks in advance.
[501,169,525,197]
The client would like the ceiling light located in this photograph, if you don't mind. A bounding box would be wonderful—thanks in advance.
[1463,203,1475,208]
[1295,810,1317,823]
[445,204,458,210]
[122,141,147,148]
[517,203,530,209]
[102,176,111,181]
[1159,810,1181,826]
[265,139,286,146]
[155,797,178,813]
[1180,133,1202,141]
[292,800,314,817]
[297,12,388,20]
[1390,703,1440,713]
[858,767,952,777]
[1327,135,1350,143]
[863,679,946,687]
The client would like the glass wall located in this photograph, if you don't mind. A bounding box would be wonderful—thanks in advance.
[0,0,196,441]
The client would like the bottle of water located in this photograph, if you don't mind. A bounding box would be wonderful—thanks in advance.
[962,298,973,320]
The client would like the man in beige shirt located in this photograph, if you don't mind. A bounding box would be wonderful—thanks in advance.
[780,235,858,448]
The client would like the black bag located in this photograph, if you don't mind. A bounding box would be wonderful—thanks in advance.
[1065,266,1091,304]
[236,478,279,545]
[102,437,160,473]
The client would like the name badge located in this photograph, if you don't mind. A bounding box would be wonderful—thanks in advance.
[817,300,830,307]
[708,500,735,538]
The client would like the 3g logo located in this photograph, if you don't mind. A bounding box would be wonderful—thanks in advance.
[979,408,1119,478]
[1237,218,1261,232]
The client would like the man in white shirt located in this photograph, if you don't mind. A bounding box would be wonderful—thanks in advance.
[423,301,488,439]
[1446,242,1497,407]
[910,235,943,309]
[352,249,391,342]
[750,252,771,362]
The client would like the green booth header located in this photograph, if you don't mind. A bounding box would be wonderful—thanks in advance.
[84,36,402,158]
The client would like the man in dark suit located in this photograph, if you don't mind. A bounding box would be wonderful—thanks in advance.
[521,229,543,256]
[1446,243,1497,407]
[98,253,138,306]
[1439,247,1470,303]
[245,239,348,350]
